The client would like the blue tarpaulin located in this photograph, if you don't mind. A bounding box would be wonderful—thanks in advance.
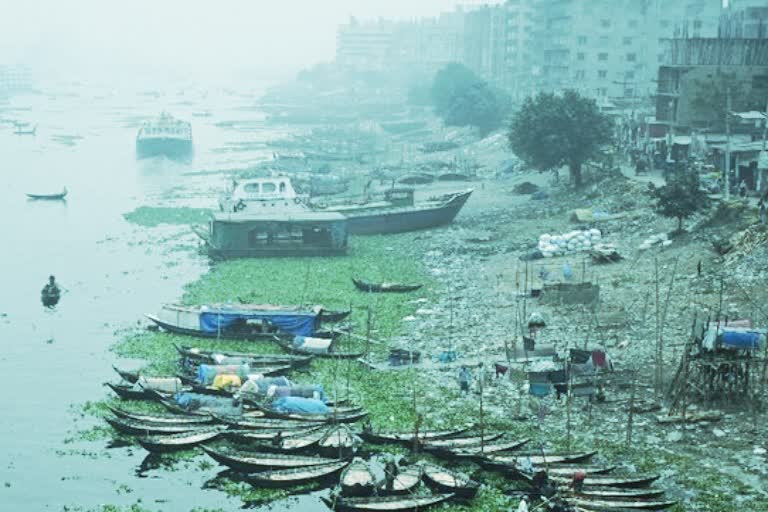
[271,396,330,415]
[198,307,319,336]
[721,330,762,350]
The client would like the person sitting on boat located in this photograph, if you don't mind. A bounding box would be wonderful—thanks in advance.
[532,470,556,500]
[41,275,61,307]
[271,431,283,448]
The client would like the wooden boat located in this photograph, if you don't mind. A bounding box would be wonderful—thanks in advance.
[254,404,367,424]
[112,366,140,384]
[421,462,479,499]
[275,428,328,451]
[146,303,336,341]
[105,382,164,401]
[26,187,67,200]
[224,426,324,443]
[243,460,350,487]
[551,474,660,489]
[274,336,364,359]
[329,187,473,235]
[104,416,209,436]
[352,278,422,293]
[447,438,530,458]
[422,433,503,449]
[572,489,666,500]
[213,415,318,431]
[485,451,597,467]
[106,406,213,425]
[321,493,455,512]
[532,465,617,477]
[202,446,339,472]
[571,497,677,510]
[174,344,312,367]
[378,465,422,496]
[340,458,376,497]
[137,428,222,453]
[360,426,472,445]
[156,397,225,417]
[318,424,360,456]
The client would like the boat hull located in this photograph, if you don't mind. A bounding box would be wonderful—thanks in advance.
[136,136,193,159]
[344,190,471,235]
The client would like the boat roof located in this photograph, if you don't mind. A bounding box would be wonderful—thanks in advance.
[212,211,347,223]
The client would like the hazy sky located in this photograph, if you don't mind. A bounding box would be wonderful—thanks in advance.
[1,0,495,83]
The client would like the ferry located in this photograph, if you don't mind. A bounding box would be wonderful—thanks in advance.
[136,112,192,159]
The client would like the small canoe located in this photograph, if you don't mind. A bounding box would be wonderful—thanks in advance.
[254,405,368,424]
[571,497,677,510]
[106,406,213,425]
[321,493,455,511]
[105,382,165,401]
[423,433,503,449]
[274,336,364,359]
[448,438,530,458]
[319,309,352,323]
[202,446,339,472]
[243,459,350,488]
[276,428,328,451]
[174,344,312,367]
[533,465,617,477]
[112,366,140,384]
[360,426,472,445]
[26,187,67,200]
[421,462,479,499]
[486,451,597,467]
[352,278,422,293]
[213,415,317,431]
[104,416,209,436]
[340,457,377,497]
[137,428,223,453]
[378,465,422,496]
[318,424,360,456]
[573,489,666,500]
[551,474,661,489]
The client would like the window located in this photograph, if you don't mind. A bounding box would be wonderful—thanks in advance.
[598,70,607,78]
[623,37,632,45]
[262,182,277,193]
[575,70,586,79]
[754,75,768,89]
[693,20,702,29]
[625,71,635,79]
[577,36,587,45]
[598,53,608,61]
[577,52,585,61]
[601,20,610,28]
[597,88,607,97]
[628,19,638,28]
[627,53,636,62]
[244,183,260,193]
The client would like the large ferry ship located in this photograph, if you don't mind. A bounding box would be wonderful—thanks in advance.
[136,112,192,159]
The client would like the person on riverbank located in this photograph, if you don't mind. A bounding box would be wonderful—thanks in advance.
[459,366,471,394]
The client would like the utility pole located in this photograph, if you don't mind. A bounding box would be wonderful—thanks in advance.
[759,98,768,193]
[725,86,732,200]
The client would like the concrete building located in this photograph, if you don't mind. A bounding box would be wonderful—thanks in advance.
[0,65,32,97]
[502,0,536,99]
[336,18,399,72]
[462,4,508,87]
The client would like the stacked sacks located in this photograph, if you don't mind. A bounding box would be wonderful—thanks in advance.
[538,229,602,258]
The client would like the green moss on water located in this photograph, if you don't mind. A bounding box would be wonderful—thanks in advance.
[123,207,211,227]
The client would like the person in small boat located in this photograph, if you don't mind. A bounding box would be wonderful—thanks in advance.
[272,431,283,448]
[41,275,61,307]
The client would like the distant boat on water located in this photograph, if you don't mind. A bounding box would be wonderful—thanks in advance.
[26,187,67,200]
[136,112,192,159]
[13,122,37,135]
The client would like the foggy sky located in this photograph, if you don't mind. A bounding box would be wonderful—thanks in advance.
[1,0,498,84]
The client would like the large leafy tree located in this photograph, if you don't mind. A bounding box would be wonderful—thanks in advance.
[444,82,506,136]
[650,169,707,231]
[690,71,763,130]
[508,90,613,187]
[431,63,483,117]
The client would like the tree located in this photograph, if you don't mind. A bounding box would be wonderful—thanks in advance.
[690,71,763,130]
[431,63,482,116]
[508,90,613,187]
[444,82,506,136]
[651,169,707,231]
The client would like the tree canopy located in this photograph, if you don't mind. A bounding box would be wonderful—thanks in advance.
[650,169,707,231]
[508,90,613,186]
[690,71,764,130]
[431,63,482,116]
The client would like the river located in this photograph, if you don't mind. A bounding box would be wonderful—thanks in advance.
[0,82,323,511]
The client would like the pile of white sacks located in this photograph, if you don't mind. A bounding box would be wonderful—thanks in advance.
[538,229,602,258]
[639,233,672,251]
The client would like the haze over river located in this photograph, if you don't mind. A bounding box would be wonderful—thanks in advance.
[0,82,323,511]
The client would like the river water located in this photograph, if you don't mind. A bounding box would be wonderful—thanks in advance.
[0,82,323,510]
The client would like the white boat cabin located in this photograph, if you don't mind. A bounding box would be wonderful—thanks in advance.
[221,176,309,213]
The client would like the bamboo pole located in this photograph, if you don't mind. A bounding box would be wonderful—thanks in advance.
[654,257,661,397]
[626,370,636,448]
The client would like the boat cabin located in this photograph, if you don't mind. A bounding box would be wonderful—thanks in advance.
[383,188,415,207]
[199,211,348,258]
[221,177,308,213]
